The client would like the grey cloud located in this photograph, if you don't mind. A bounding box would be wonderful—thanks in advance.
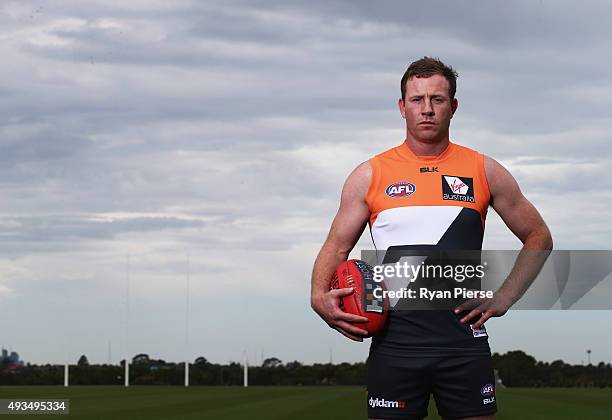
[0,215,204,251]
[241,0,612,51]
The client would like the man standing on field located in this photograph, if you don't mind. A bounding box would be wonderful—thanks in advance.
[311,57,552,419]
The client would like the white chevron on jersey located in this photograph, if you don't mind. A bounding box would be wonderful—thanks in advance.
[371,206,463,251]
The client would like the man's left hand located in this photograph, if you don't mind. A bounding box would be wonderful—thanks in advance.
[454,291,514,329]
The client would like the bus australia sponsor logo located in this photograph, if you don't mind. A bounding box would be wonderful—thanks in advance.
[442,175,475,203]
[481,383,495,404]
[368,397,406,409]
[386,182,416,198]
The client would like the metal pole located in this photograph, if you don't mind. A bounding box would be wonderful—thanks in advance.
[185,362,190,387]
[125,253,130,387]
[243,355,248,387]
[185,254,190,387]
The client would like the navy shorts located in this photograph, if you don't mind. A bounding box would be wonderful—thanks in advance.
[366,351,497,419]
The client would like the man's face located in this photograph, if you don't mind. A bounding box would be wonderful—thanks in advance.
[399,74,458,143]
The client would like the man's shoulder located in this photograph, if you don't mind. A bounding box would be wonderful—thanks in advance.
[451,141,484,157]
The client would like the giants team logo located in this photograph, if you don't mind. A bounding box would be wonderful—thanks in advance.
[442,175,475,203]
[386,182,416,198]
[471,324,488,338]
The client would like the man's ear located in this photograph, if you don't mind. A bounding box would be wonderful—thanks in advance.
[398,98,406,119]
[451,98,459,116]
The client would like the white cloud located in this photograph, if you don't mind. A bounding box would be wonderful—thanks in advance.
[0,284,14,297]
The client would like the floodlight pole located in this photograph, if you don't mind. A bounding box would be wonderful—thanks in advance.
[243,354,248,387]
[184,254,190,387]
[185,362,190,387]
[64,363,69,387]
[124,253,130,387]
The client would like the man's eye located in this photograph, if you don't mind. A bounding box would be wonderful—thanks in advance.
[433,98,444,103]
[411,98,421,102]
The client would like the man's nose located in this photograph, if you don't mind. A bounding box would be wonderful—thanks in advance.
[421,100,434,116]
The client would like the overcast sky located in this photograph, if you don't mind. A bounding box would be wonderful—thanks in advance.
[1,0,611,367]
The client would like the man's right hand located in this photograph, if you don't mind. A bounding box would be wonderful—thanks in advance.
[310,161,372,341]
[311,287,370,342]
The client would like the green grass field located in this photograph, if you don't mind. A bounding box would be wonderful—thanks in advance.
[0,386,611,419]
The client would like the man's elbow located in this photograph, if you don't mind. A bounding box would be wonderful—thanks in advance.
[523,225,553,250]
[544,232,553,250]
[532,227,553,250]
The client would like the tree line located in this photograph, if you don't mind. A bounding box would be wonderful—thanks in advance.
[1,351,611,387]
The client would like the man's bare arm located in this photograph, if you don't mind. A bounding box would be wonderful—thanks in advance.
[457,156,553,327]
[311,161,372,341]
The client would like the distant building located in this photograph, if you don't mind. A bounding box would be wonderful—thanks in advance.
[0,347,23,366]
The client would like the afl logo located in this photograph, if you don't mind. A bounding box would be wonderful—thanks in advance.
[386,182,416,198]
[480,384,495,397]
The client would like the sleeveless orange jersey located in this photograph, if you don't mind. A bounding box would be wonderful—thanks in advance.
[366,141,492,356]
[366,141,490,251]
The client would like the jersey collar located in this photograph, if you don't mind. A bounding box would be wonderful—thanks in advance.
[395,140,457,163]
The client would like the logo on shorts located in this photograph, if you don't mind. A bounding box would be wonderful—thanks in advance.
[481,384,495,397]
[386,182,416,198]
[368,397,407,409]
[442,175,475,203]
[481,383,496,405]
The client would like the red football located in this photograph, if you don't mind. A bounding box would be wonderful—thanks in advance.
[331,259,389,337]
